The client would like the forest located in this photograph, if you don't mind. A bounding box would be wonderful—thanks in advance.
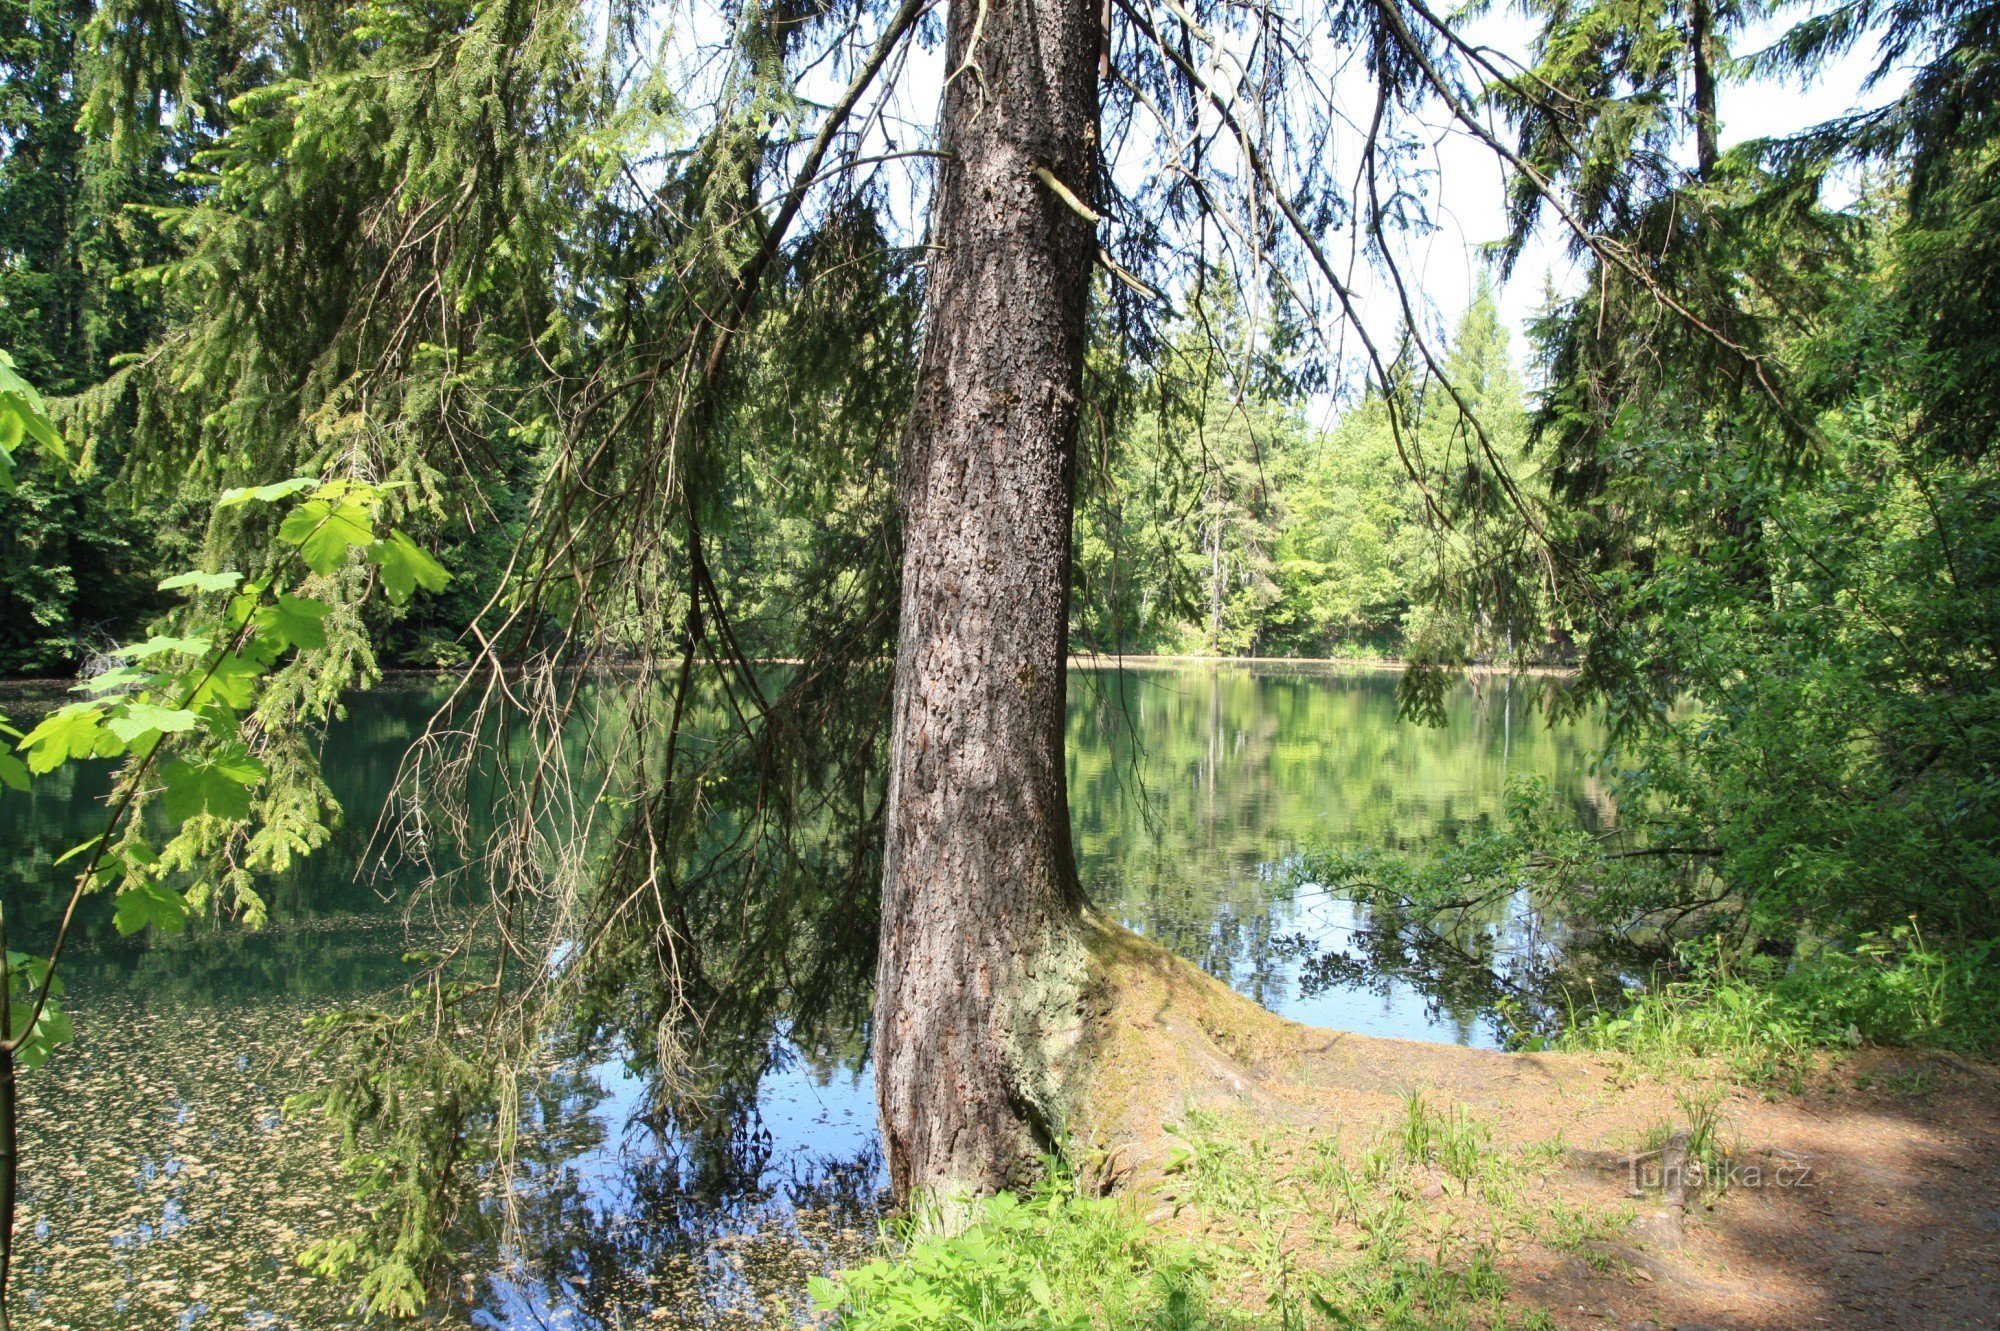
[0,0,1997,1321]
[0,266,1513,674]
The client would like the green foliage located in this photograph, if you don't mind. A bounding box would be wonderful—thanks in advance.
[158,743,268,821]
[0,349,62,491]
[1568,928,2000,1070]
[0,0,191,675]
[1396,1090,1490,1188]
[0,347,148,677]
[0,364,448,1082]
[1551,404,2000,940]
[280,498,378,577]
[1464,0,2000,997]
[293,979,497,1319]
[1304,1254,1514,1331]
[809,1106,1595,1330]
[2,0,1996,1314]
[812,1176,1226,1330]
[1,950,67,1068]
[1075,281,1545,663]
[367,530,450,602]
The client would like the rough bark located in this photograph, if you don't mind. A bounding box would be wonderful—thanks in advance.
[1689,0,1719,181]
[873,0,1101,1209]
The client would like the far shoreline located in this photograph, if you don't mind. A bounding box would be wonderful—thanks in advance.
[1066,652,1576,676]
[0,652,1577,696]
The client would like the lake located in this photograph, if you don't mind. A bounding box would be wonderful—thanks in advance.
[0,663,1604,1328]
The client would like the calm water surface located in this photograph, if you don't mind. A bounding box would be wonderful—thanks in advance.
[1,664,1604,1328]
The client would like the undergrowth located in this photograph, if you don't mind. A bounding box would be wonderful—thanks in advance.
[809,1178,1228,1329]
[813,1097,1592,1330]
[1554,925,2000,1082]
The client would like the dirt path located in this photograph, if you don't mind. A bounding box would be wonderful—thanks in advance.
[1517,1050,2000,1329]
[1080,919,2000,1330]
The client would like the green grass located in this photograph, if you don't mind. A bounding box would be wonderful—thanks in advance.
[813,931,2000,1328]
[815,1097,1613,1329]
[1395,1089,1490,1189]
[1165,1108,1285,1216]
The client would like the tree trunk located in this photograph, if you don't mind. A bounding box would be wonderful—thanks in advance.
[873,0,1101,1211]
[1689,0,1719,180]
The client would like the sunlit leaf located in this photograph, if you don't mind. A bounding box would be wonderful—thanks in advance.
[160,743,268,822]
[189,651,263,711]
[367,530,449,603]
[73,666,157,695]
[107,701,202,744]
[10,1000,72,1069]
[4,951,57,997]
[279,499,375,574]
[124,634,213,662]
[52,834,105,866]
[217,477,315,507]
[160,569,246,593]
[257,593,332,650]
[18,705,118,774]
[0,349,66,495]
[112,880,191,936]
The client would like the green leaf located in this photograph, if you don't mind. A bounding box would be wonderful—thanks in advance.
[74,666,157,695]
[52,834,104,867]
[159,569,245,594]
[107,701,202,744]
[1309,1292,1352,1324]
[18,705,118,774]
[217,477,315,507]
[113,880,191,936]
[0,349,65,493]
[258,592,333,650]
[11,1000,72,1070]
[124,634,213,662]
[189,651,263,711]
[279,499,375,574]
[5,951,58,998]
[367,530,450,603]
[160,744,268,822]
[226,593,254,628]
[807,1276,843,1312]
[0,750,26,792]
